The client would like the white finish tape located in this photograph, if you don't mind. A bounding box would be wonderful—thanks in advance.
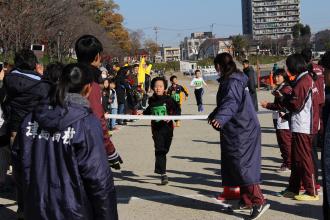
[105,110,273,120]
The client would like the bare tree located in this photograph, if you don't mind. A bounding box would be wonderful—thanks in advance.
[129,29,144,56]
[0,0,129,62]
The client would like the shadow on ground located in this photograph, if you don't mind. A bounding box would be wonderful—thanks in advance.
[172,156,220,165]
[116,185,248,219]
[192,139,220,145]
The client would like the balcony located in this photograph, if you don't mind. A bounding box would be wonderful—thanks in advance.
[253,0,300,8]
[254,16,300,24]
[253,6,299,13]
[254,22,297,30]
[254,11,300,19]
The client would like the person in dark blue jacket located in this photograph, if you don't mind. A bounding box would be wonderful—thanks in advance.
[13,63,118,220]
[208,53,269,220]
[321,51,330,219]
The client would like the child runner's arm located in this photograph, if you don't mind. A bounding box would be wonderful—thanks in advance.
[181,86,189,97]
[76,116,117,220]
[190,79,195,87]
[143,98,152,115]
[203,79,208,87]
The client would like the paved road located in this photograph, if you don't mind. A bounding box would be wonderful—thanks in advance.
[0,77,323,220]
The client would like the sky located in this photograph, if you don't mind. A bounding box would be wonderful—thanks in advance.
[115,0,330,47]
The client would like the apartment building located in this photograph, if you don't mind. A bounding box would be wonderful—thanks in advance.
[242,0,300,40]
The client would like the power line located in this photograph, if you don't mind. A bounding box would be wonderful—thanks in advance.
[153,26,159,45]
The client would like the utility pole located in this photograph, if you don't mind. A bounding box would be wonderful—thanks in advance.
[153,27,159,45]
[210,23,216,57]
[153,27,159,62]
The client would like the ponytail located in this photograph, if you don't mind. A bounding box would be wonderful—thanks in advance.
[52,63,93,107]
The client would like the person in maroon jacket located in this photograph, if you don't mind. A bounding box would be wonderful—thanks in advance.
[75,35,122,169]
[261,69,292,173]
[279,54,320,201]
[301,49,325,189]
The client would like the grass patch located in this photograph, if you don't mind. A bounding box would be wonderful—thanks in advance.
[248,55,286,65]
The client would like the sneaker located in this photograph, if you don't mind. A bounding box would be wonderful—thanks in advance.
[249,204,270,220]
[229,201,252,213]
[277,189,296,198]
[161,174,168,185]
[294,194,319,201]
[277,165,291,173]
[200,105,204,112]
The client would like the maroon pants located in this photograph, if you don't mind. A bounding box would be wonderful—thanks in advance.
[240,184,265,207]
[276,129,292,168]
[289,133,317,195]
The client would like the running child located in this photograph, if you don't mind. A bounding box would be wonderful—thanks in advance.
[143,77,180,185]
[190,70,207,112]
[261,69,293,173]
[167,75,189,127]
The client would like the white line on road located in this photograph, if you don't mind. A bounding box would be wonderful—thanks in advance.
[117,194,217,203]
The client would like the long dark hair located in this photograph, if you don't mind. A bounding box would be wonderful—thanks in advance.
[286,54,307,76]
[44,62,64,83]
[214,53,239,79]
[53,63,93,106]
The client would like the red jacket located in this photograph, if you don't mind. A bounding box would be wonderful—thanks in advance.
[313,63,325,106]
[266,82,292,111]
[88,82,115,155]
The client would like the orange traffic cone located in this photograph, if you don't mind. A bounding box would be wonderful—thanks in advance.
[216,186,240,201]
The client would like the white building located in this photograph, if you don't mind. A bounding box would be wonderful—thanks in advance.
[199,38,234,59]
[180,32,213,60]
[162,47,180,62]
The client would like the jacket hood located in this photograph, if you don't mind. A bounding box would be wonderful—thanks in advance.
[34,100,90,132]
[228,72,249,88]
[5,68,51,94]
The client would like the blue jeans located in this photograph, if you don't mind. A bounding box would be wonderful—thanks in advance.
[117,104,125,124]
[111,108,118,129]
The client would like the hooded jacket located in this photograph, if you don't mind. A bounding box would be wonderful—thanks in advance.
[13,94,118,220]
[4,68,51,132]
[212,72,261,186]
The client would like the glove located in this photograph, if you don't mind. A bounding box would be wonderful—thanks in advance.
[208,107,221,131]
[108,149,123,170]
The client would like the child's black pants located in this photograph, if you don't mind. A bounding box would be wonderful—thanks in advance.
[152,122,173,174]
